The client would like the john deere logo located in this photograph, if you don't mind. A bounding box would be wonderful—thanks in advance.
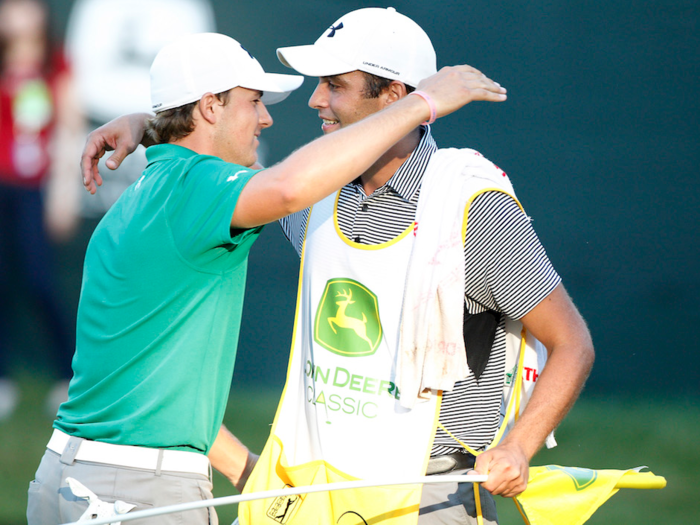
[315,278,382,356]
[546,466,598,491]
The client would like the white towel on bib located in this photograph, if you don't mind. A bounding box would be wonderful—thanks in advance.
[396,148,514,408]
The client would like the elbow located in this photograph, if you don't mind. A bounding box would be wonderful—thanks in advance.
[578,331,595,376]
[275,175,316,215]
[583,342,595,375]
[551,329,595,377]
[276,184,306,216]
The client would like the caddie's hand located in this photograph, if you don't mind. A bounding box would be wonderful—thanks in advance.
[473,440,529,497]
[415,65,507,120]
[81,113,151,194]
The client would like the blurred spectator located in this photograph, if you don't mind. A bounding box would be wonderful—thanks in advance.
[0,0,85,420]
[64,0,217,216]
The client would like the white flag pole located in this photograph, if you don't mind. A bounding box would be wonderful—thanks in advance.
[61,474,488,525]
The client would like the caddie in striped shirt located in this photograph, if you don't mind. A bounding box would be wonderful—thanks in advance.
[238,7,595,525]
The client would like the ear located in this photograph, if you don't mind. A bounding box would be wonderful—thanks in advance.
[383,81,410,107]
[196,92,221,125]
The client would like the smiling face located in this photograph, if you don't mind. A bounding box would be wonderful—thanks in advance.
[213,87,273,166]
[308,70,386,134]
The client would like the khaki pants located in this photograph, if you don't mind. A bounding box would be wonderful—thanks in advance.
[27,446,217,525]
[418,468,498,525]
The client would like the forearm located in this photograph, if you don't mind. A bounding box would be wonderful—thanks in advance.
[502,334,594,460]
[474,285,594,496]
[240,65,507,226]
[207,425,258,492]
[257,94,429,216]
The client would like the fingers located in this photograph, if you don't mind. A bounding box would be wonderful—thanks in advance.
[473,448,529,497]
[80,114,147,194]
[81,132,106,195]
[92,170,104,192]
[414,64,508,120]
[481,459,528,497]
[105,144,129,171]
[453,65,507,101]
[80,130,129,194]
[471,87,508,102]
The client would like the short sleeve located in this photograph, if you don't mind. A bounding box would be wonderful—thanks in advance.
[278,208,309,258]
[168,157,262,264]
[463,191,561,319]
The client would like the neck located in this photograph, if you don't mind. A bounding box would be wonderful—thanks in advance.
[359,127,421,195]
[171,125,216,158]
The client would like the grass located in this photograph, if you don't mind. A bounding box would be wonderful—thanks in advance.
[496,395,700,524]
[3,376,698,525]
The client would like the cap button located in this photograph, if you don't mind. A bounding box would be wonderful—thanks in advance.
[387,7,396,12]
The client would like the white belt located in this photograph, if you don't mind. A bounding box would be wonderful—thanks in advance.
[47,429,210,477]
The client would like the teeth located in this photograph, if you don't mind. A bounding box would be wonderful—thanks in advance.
[322,119,338,125]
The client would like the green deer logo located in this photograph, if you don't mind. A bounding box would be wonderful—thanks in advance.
[328,289,373,349]
[314,279,382,356]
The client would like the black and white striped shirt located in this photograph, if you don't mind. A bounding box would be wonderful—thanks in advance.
[279,126,561,455]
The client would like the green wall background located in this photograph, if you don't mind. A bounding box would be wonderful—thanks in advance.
[22,0,700,397]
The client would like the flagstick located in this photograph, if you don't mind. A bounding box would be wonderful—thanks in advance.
[61,474,488,525]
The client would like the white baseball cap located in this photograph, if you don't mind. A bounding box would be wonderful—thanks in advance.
[150,33,303,113]
[276,7,436,88]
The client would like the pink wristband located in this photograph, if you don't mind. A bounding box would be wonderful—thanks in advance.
[410,90,437,125]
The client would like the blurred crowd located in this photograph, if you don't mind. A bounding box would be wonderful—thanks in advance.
[0,0,216,421]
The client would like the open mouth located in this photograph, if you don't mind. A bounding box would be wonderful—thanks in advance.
[321,118,340,132]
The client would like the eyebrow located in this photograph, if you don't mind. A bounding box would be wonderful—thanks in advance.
[321,75,345,84]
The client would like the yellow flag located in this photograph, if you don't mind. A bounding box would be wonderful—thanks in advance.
[513,466,665,525]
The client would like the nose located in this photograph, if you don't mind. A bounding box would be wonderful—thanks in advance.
[259,101,273,129]
[309,80,329,110]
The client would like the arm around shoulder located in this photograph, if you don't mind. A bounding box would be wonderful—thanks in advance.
[229,65,508,228]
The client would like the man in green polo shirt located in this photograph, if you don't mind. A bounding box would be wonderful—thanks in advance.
[27,31,507,525]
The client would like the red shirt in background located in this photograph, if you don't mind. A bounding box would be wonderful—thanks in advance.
[0,50,69,188]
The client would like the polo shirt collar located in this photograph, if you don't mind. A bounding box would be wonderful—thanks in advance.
[352,125,437,201]
[145,143,200,166]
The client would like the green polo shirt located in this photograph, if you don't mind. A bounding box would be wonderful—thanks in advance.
[55,144,262,453]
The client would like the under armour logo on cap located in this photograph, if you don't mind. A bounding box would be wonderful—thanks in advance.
[240,44,254,59]
[327,22,344,37]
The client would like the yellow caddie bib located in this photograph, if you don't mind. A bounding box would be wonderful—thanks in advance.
[241,148,554,525]
[240,191,441,525]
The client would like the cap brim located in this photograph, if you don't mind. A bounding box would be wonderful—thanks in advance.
[241,72,304,105]
[277,45,355,77]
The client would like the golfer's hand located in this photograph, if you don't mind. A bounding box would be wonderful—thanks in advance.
[81,113,151,194]
[415,65,507,120]
[473,441,529,497]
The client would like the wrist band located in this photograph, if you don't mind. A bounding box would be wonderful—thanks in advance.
[410,90,437,125]
[236,451,259,492]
